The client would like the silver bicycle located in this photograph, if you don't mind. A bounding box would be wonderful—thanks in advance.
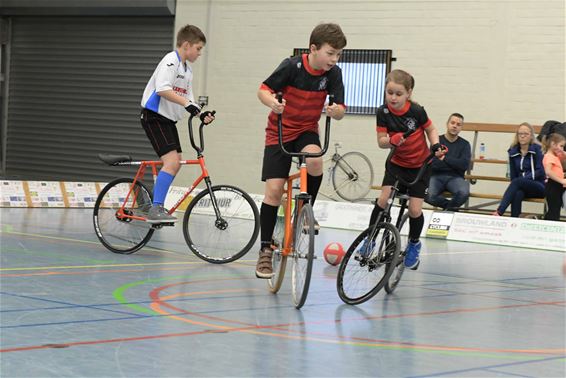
[320,143,374,202]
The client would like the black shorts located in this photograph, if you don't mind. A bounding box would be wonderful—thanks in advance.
[381,162,431,199]
[140,109,182,157]
[261,132,321,181]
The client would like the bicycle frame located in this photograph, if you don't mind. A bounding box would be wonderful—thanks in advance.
[100,112,220,224]
[276,92,333,256]
[112,157,211,222]
[280,162,308,257]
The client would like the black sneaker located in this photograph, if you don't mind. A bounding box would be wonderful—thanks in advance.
[146,204,178,224]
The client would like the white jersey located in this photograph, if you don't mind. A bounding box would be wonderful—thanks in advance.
[141,50,195,122]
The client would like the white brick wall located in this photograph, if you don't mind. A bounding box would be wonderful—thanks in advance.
[173,0,565,199]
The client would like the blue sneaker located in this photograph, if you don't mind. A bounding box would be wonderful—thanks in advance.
[404,240,421,270]
[357,237,375,258]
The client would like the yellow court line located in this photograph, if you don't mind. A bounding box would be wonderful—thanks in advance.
[0,261,209,272]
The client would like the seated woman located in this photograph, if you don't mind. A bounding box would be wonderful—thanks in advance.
[493,122,545,217]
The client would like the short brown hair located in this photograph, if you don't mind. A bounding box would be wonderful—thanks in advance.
[309,23,347,50]
[176,25,206,47]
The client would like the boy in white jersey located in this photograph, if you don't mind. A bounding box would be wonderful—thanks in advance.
[141,24,215,223]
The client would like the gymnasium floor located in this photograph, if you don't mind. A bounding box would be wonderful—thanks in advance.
[1,208,565,378]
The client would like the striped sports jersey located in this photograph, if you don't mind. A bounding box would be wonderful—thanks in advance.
[141,51,195,122]
[260,54,345,146]
[376,101,432,168]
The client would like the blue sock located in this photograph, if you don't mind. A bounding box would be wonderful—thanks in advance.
[153,171,175,205]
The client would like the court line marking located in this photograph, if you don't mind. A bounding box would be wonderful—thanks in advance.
[147,281,566,358]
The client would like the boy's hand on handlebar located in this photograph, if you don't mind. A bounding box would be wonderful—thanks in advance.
[271,93,285,114]
[185,101,202,116]
[200,110,215,125]
[390,133,405,147]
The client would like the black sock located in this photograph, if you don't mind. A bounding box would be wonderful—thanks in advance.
[369,203,385,226]
[409,214,424,242]
[307,173,323,206]
[260,202,278,250]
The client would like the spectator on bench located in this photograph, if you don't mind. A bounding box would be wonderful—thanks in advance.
[493,122,545,217]
[425,113,471,211]
[542,133,566,221]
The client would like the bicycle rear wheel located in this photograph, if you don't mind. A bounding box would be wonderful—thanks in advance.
[268,211,287,293]
[332,151,374,202]
[291,203,315,309]
[183,185,259,263]
[93,178,154,254]
[385,213,409,294]
[337,222,400,305]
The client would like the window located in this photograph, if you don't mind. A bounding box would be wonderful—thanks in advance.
[293,48,394,115]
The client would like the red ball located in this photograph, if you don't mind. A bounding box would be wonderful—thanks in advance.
[323,242,345,266]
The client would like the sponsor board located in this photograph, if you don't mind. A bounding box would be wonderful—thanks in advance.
[1,181,29,207]
[64,182,98,208]
[27,181,65,207]
[448,213,566,252]
[426,211,455,238]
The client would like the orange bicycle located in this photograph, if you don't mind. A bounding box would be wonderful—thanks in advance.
[267,94,334,309]
[93,111,260,263]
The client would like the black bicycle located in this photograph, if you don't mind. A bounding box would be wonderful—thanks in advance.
[336,142,435,305]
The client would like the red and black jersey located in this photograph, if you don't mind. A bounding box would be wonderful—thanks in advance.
[376,101,432,168]
[260,54,345,146]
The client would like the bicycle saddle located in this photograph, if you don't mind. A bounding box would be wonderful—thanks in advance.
[98,153,132,165]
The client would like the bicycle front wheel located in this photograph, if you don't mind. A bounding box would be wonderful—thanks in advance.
[291,203,315,309]
[385,213,409,294]
[332,151,374,202]
[183,185,259,264]
[93,178,155,254]
[337,222,400,305]
[268,212,287,293]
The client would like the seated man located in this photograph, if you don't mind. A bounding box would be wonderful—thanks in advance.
[426,113,471,211]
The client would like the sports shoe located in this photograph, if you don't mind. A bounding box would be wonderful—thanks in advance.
[404,240,421,270]
[255,247,274,279]
[357,237,375,258]
[146,204,178,224]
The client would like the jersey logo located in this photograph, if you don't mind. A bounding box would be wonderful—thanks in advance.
[383,108,389,114]
[318,77,328,90]
[405,118,417,132]
[176,74,185,79]
[167,63,174,67]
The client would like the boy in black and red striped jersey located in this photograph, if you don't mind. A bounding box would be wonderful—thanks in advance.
[365,69,444,270]
[255,23,347,279]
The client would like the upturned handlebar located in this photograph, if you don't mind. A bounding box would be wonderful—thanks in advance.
[188,108,216,155]
[385,127,434,187]
[277,92,333,159]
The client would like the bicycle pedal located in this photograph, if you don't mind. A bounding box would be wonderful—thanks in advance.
[151,222,175,229]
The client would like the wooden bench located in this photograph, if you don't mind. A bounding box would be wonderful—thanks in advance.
[372,122,549,216]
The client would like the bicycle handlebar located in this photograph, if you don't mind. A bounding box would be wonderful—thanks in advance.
[277,92,333,159]
[188,107,216,155]
[385,127,435,188]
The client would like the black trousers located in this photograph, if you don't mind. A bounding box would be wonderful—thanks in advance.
[544,179,564,221]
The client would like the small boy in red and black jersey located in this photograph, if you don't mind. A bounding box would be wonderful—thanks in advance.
[366,69,444,270]
[255,23,347,279]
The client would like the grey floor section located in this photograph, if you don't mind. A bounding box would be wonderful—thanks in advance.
[1,208,565,378]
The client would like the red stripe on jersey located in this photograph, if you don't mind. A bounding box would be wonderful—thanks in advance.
[265,86,326,145]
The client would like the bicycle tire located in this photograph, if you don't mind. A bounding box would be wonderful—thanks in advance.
[268,212,287,293]
[93,178,155,254]
[337,222,400,305]
[291,203,315,309]
[385,212,409,294]
[182,185,259,264]
[332,151,374,202]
